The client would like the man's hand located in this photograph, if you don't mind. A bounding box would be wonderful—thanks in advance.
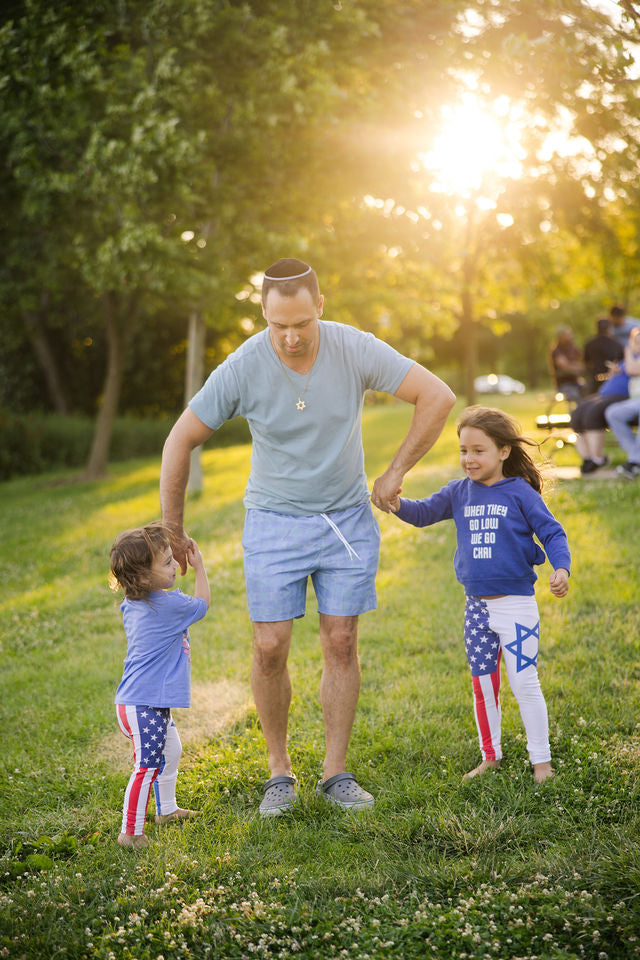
[371,467,403,513]
[169,529,194,576]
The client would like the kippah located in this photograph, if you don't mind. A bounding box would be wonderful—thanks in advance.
[263,265,312,281]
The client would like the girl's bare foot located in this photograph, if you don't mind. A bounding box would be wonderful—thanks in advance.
[155,807,199,824]
[118,832,150,850]
[463,759,500,780]
[533,761,554,784]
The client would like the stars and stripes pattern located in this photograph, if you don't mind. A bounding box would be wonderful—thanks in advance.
[116,704,171,835]
[463,595,549,766]
[464,597,501,677]
[465,597,502,762]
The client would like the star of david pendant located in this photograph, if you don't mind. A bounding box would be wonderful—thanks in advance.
[296,398,306,411]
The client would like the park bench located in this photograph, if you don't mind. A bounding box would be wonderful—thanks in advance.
[535,391,576,451]
[535,390,639,457]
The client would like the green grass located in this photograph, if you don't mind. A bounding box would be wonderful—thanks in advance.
[1,394,639,959]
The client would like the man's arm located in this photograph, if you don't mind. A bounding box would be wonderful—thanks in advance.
[160,407,214,573]
[370,364,456,512]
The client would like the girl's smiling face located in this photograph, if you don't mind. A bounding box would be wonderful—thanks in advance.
[459,425,510,486]
[150,546,178,590]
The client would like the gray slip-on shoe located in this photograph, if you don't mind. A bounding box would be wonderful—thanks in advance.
[259,774,298,817]
[316,772,374,810]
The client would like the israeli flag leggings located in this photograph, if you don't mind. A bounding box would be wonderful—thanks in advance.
[463,594,551,766]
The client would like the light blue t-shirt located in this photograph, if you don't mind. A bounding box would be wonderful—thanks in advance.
[611,315,639,349]
[114,589,208,708]
[189,320,414,516]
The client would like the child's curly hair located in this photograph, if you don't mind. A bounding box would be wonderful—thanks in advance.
[457,405,543,493]
[109,521,172,600]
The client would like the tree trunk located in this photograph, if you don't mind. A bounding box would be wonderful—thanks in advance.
[185,309,206,495]
[82,291,132,480]
[460,215,478,405]
[23,301,71,414]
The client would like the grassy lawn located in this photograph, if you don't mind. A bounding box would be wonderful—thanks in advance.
[1,393,639,959]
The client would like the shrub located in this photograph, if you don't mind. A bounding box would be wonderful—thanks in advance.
[0,411,250,480]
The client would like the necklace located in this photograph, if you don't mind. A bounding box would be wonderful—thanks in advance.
[272,331,320,412]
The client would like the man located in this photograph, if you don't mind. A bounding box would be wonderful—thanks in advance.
[549,326,584,403]
[583,317,623,395]
[160,258,455,816]
[609,304,639,350]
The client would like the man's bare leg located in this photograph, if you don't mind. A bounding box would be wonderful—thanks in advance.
[318,613,361,781]
[251,620,293,777]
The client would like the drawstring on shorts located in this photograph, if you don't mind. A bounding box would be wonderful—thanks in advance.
[320,513,361,561]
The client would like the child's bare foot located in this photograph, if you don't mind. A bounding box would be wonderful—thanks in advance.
[155,807,199,824]
[533,762,554,784]
[463,759,500,780]
[118,832,150,850]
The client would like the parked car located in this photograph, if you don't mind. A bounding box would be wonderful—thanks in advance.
[474,374,526,396]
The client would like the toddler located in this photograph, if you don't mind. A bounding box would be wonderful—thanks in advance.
[110,521,210,848]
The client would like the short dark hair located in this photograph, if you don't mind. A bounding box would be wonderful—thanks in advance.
[610,304,626,320]
[597,316,611,334]
[261,258,320,305]
[109,521,171,600]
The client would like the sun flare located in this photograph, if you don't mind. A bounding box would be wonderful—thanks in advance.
[419,92,526,197]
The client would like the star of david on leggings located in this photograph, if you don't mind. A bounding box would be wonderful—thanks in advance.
[464,595,550,765]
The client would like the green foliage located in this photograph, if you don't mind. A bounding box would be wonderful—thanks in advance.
[1,400,639,958]
[0,411,250,480]
[4,0,640,423]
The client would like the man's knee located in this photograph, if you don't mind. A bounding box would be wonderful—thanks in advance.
[320,617,359,666]
[252,624,291,676]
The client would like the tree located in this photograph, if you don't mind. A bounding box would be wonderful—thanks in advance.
[2,0,473,473]
[297,0,640,400]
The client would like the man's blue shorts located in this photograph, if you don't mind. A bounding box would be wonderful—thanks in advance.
[242,501,380,622]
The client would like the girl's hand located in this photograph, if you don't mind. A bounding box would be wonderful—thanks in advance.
[549,568,569,597]
[388,495,401,514]
[186,540,204,569]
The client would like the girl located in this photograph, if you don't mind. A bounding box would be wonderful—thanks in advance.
[388,406,570,784]
[110,522,210,849]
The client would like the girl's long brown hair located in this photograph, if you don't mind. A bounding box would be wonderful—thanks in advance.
[109,521,171,600]
[457,405,543,493]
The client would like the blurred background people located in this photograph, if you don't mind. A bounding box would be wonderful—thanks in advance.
[570,360,630,474]
[583,316,624,395]
[550,326,585,403]
[609,304,639,349]
[604,327,640,479]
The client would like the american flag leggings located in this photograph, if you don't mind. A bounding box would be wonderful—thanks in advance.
[464,595,551,766]
[116,704,183,835]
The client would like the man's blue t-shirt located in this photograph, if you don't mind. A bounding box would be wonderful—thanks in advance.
[114,589,208,708]
[189,320,414,516]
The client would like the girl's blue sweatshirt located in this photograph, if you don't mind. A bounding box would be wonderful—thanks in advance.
[395,476,571,597]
